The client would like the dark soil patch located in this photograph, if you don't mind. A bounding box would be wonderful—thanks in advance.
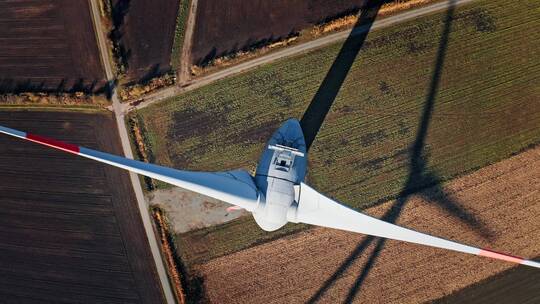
[167,107,229,167]
[168,107,228,143]
[458,8,497,33]
[237,119,282,145]
[354,147,408,171]
[360,129,388,147]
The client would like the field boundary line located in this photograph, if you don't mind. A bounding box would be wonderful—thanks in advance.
[0,105,104,113]
[88,1,176,303]
[124,0,478,113]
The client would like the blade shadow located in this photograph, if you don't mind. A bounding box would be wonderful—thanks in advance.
[308,1,493,302]
[418,170,494,240]
[300,0,386,151]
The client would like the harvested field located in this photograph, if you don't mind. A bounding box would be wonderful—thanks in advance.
[191,0,370,65]
[111,0,180,83]
[0,0,106,93]
[199,147,540,303]
[0,111,164,303]
[139,0,540,265]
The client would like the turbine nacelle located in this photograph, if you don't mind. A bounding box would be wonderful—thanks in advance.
[253,119,307,231]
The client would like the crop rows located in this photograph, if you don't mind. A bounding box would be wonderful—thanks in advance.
[0,0,106,93]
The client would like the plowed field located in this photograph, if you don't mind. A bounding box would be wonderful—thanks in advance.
[0,111,164,303]
[191,0,369,64]
[111,0,180,83]
[0,0,106,93]
[199,147,540,303]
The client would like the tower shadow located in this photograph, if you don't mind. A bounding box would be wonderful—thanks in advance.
[307,1,494,303]
[300,0,386,151]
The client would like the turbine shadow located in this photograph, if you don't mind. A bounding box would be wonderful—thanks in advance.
[300,0,386,151]
[307,1,493,302]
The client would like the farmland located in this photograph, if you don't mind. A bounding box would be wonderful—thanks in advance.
[138,0,540,268]
[110,0,180,83]
[0,111,164,303]
[0,0,106,93]
[191,0,369,64]
[199,147,540,303]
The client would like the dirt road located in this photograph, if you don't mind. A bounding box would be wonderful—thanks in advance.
[121,0,478,114]
[88,1,176,303]
[178,0,199,84]
[199,146,540,303]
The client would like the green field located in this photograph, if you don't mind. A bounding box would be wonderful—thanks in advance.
[138,0,540,267]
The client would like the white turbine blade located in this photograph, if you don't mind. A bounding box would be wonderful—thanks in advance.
[0,125,260,211]
[288,182,540,269]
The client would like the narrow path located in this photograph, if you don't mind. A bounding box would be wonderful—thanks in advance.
[178,0,199,84]
[88,1,176,303]
[119,0,478,113]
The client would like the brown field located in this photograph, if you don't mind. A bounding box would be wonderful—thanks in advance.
[198,147,540,303]
[111,0,180,83]
[191,0,370,64]
[0,111,164,303]
[0,0,107,93]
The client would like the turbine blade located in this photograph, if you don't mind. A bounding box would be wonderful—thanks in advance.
[289,182,539,269]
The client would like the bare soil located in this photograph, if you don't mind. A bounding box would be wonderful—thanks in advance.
[111,0,180,83]
[198,147,540,303]
[0,111,164,303]
[191,0,371,65]
[147,187,249,233]
[0,0,107,93]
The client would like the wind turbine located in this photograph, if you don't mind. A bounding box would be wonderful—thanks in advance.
[1,119,539,269]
